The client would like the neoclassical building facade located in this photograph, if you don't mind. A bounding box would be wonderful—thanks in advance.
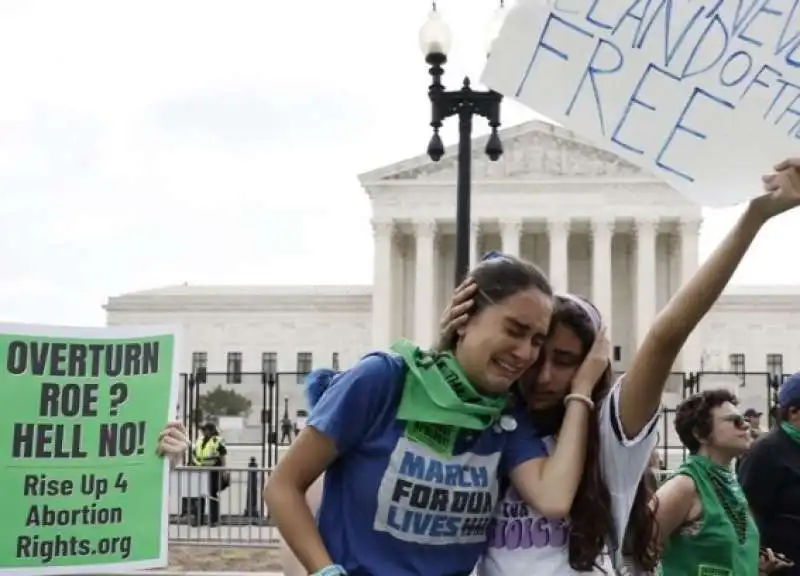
[105,121,800,435]
[361,121,703,372]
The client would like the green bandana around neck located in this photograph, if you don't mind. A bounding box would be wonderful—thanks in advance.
[687,454,750,544]
[390,339,508,456]
[781,421,800,445]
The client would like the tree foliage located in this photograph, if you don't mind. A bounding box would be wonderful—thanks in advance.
[198,385,252,419]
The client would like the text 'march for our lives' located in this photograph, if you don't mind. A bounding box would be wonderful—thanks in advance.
[0,324,180,576]
[482,0,800,207]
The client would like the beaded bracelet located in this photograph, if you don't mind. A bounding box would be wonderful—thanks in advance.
[311,565,347,576]
[564,393,595,410]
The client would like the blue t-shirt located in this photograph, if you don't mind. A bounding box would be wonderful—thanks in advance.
[308,353,547,576]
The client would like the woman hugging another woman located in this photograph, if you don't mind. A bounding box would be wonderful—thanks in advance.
[442,285,660,575]
[271,158,800,576]
[266,256,608,576]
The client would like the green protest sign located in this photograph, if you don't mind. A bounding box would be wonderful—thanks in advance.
[0,323,180,575]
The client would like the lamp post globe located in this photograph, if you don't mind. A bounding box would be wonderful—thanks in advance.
[419,9,452,61]
[420,3,504,287]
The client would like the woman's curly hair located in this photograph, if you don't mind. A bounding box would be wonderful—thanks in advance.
[674,388,739,453]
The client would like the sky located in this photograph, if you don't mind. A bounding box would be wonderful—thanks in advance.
[0,0,797,327]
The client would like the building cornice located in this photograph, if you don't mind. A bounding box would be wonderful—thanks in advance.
[714,293,800,312]
[104,293,372,314]
[104,286,800,315]
[363,177,664,191]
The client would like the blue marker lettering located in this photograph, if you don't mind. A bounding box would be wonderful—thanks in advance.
[738,0,783,48]
[515,14,594,97]
[775,0,800,59]
[553,0,579,15]
[635,0,705,67]
[718,50,754,87]
[731,0,766,37]
[740,63,782,105]
[765,78,800,119]
[705,0,725,17]
[680,13,730,79]
[774,91,800,133]
[585,0,614,29]
[656,88,734,183]
[782,36,800,68]
[611,0,650,47]
[612,64,678,154]
[566,38,624,135]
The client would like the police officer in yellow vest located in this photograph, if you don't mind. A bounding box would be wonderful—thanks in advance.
[192,422,228,526]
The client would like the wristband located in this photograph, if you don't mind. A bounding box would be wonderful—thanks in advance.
[311,565,347,576]
[564,393,594,410]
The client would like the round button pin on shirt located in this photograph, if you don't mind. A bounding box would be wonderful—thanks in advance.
[500,415,517,432]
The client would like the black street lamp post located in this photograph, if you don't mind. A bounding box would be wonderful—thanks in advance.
[419,3,506,287]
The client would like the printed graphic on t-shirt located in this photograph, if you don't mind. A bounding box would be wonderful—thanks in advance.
[487,486,568,550]
[373,436,501,545]
[697,565,731,576]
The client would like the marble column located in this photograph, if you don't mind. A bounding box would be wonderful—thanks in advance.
[371,220,394,350]
[501,220,522,258]
[635,218,658,350]
[548,219,570,293]
[414,220,437,346]
[680,219,702,372]
[591,218,614,338]
[469,222,480,269]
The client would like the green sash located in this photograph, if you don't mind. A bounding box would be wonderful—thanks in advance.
[390,339,508,456]
[781,421,800,445]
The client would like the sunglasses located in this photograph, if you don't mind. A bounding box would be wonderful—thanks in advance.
[721,414,748,429]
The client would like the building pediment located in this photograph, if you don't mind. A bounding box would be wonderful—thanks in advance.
[359,120,650,185]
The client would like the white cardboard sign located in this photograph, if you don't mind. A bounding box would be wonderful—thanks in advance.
[482,0,800,207]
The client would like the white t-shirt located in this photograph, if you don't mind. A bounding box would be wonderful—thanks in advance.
[477,377,659,576]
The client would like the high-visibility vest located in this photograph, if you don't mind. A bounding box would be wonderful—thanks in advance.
[193,435,222,466]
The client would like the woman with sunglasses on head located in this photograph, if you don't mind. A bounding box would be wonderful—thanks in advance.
[266,255,610,576]
[655,390,792,575]
[438,158,800,575]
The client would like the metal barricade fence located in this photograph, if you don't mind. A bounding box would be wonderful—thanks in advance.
[168,465,278,547]
[178,369,791,469]
[169,368,792,546]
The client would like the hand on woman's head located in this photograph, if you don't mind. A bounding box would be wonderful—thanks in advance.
[570,327,611,396]
[439,279,477,338]
[452,255,553,393]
